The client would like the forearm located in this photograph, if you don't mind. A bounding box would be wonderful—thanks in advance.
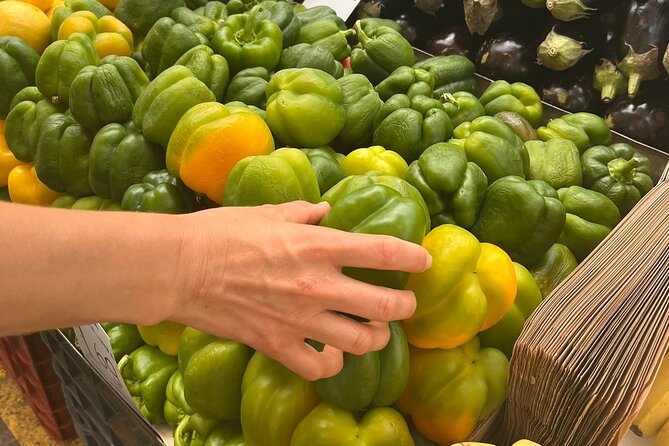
[0,201,185,335]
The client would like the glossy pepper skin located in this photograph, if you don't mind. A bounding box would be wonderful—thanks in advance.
[266,68,345,148]
[133,66,216,149]
[406,142,487,229]
[297,19,353,61]
[0,121,23,187]
[314,321,409,412]
[169,7,219,39]
[100,323,145,362]
[557,185,621,262]
[290,403,415,446]
[320,184,428,290]
[375,66,435,101]
[224,67,271,109]
[404,224,517,349]
[211,10,283,74]
[69,55,149,131]
[163,369,193,427]
[0,37,39,118]
[122,169,197,214]
[50,0,111,41]
[581,143,653,216]
[472,176,566,267]
[252,1,301,48]
[336,74,382,150]
[278,43,344,79]
[441,91,485,128]
[350,22,415,86]
[222,148,319,206]
[478,263,543,358]
[141,18,208,78]
[138,321,186,356]
[119,345,179,424]
[7,165,61,206]
[56,11,134,60]
[241,352,321,446]
[529,243,578,298]
[373,94,453,164]
[397,337,509,445]
[178,327,253,421]
[479,80,543,127]
[525,138,582,189]
[193,1,228,26]
[537,112,612,153]
[341,146,408,178]
[8,86,42,111]
[452,116,530,183]
[35,33,100,109]
[51,194,121,210]
[175,416,244,446]
[34,113,95,196]
[5,97,59,163]
[300,146,345,195]
[413,55,477,97]
[174,45,230,102]
[295,5,346,30]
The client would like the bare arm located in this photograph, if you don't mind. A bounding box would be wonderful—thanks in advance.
[0,200,431,380]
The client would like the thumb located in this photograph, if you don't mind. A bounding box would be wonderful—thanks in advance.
[276,200,330,224]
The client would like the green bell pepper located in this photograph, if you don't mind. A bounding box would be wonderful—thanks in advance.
[0,37,39,119]
[350,22,415,86]
[322,171,431,232]
[252,1,301,48]
[170,7,219,39]
[581,143,653,216]
[175,416,244,446]
[223,148,320,206]
[529,243,578,298]
[34,112,94,196]
[35,33,100,109]
[478,263,543,358]
[356,18,403,35]
[451,116,530,183]
[494,111,538,142]
[119,345,179,424]
[224,67,271,109]
[341,145,408,178]
[114,0,185,37]
[9,86,42,111]
[479,80,543,127]
[320,184,427,290]
[405,142,487,229]
[525,138,582,189]
[290,403,414,446]
[294,5,345,29]
[225,0,257,15]
[225,100,266,120]
[69,56,149,131]
[122,169,197,214]
[133,65,216,149]
[373,94,453,163]
[211,10,283,74]
[297,19,353,62]
[5,97,59,163]
[336,73,382,149]
[413,55,476,97]
[472,176,566,267]
[194,1,227,27]
[441,91,485,128]
[314,321,409,412]
[51,195,121,211]
[375,66,434,101]
[50,0,111,41]
[141,18,209,78]
[241,352,321,446]
[537,112,612,153]
[100,323,145,363]
[278,43,344,79]
[557,185,621,262]
[164,369,193,427]
[178,327,253,421]
[175,45,230,102]
[89,121,165,202]
[265,68,345,147]
[300,146,345,195]
[137,321,186,356]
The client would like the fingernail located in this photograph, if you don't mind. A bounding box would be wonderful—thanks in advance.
[424,253,433,270]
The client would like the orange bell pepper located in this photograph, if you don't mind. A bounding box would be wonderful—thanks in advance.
[57,11,132,58]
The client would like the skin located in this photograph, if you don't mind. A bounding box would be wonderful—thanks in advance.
[0,200,431,381]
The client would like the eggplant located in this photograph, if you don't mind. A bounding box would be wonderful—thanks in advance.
[424,25,483,61]
[415,0,444,15]
[536,18,606,71]
[539,65,604,114]
[522,0,546,9]
[592,5,629,102]
[545,0,627,21]
[464,0,552,35]
[477,31,542,83]
[349,0,410,21]
[392,8,442,46]
[605,81,669,152]
[617,0,669,97]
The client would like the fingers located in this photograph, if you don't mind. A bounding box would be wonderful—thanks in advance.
[274,341,344,381]
[274,200,330,224]
[302,314,391,356]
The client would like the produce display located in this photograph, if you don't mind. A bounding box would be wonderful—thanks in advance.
[0,0,662,445]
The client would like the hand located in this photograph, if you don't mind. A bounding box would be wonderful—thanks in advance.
[172,201,432,381]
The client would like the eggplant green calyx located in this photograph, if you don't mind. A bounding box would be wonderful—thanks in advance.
[594,59,628,103]
[537,27,592,71]
[618,43,661,98]
[464,0,497,35]
[546,0,596,21]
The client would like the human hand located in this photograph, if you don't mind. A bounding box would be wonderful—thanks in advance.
[170,201,432,381]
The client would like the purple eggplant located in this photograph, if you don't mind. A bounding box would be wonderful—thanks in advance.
[415,0,444,15]
[392,8,442,45]
[350,0,410,20]
[477,31,542,83]
[424,25,483,61]
[539,65,604,113]
[617,0,669,97]
[537,18,606,71]
[545,0,628,21]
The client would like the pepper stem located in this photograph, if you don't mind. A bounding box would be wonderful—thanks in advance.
[117,354,130,373]
[354,21,369,45]
[342,28,356,39]
[608,157,639,184]
[239,8,259,43]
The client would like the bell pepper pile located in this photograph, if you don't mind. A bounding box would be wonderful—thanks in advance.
[0,0,658,445]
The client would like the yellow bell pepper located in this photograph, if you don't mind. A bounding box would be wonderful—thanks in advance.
[57,11,133,58]
[403,224,517,350]
[8,164,61,206]
[341,145,408,178]
[137,321,186,356]
[0,121,24,187]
